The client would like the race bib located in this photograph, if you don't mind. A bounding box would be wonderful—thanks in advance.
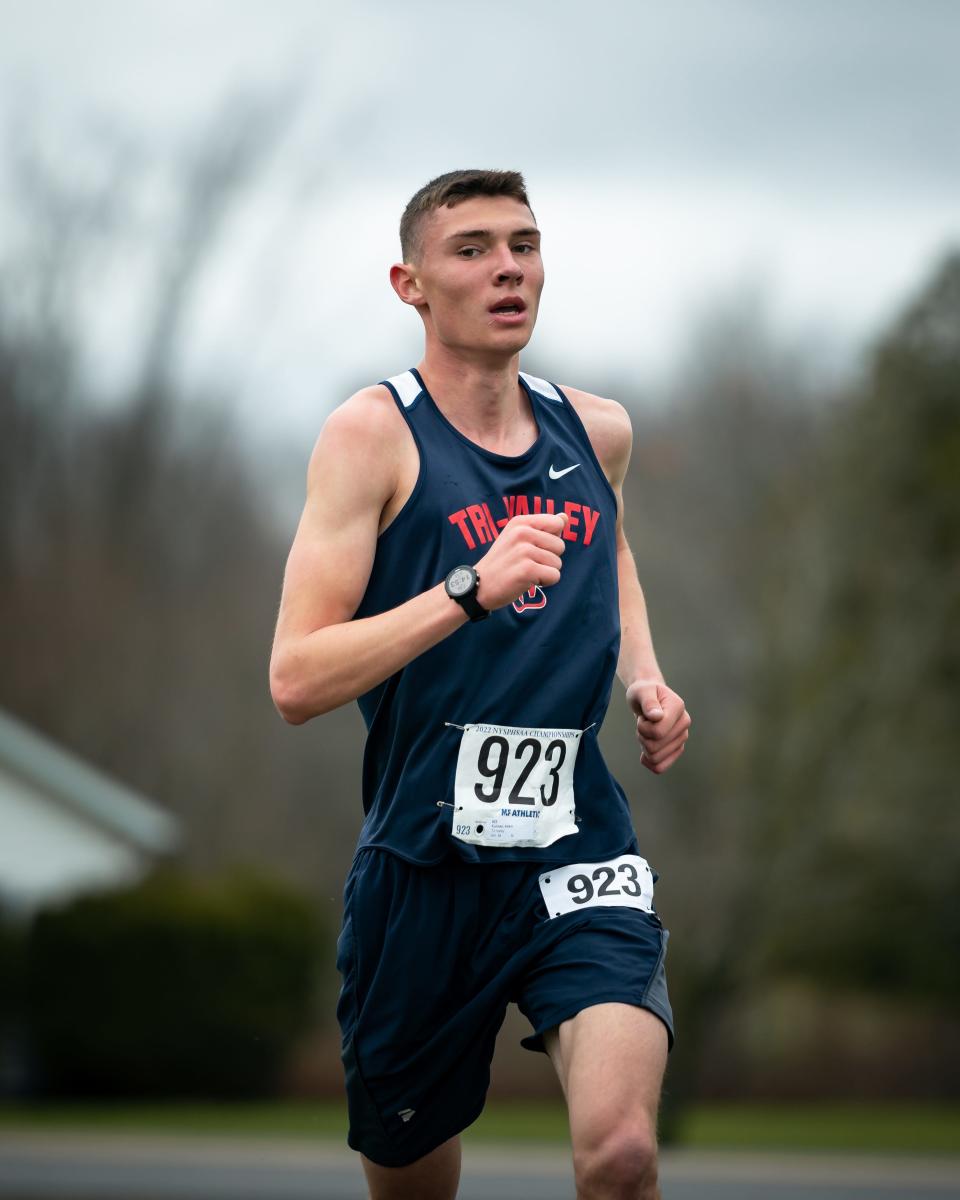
[449,723,582,848]
[538,855,655,918]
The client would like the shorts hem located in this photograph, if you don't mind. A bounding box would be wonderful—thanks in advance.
[520,992,676,1054]
[348,1094,487,1168]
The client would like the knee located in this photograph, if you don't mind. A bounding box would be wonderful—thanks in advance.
[574,1120,659,1199]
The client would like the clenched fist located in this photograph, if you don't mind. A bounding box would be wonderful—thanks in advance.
[474,512,567,612]
[626,678,691,774]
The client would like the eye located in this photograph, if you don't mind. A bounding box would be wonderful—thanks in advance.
[514,242,535,255]
[457,246,482,258]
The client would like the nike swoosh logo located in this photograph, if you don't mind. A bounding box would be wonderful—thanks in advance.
[549,463,580,480]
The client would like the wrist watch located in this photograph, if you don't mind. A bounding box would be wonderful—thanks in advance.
[444,564,489,621]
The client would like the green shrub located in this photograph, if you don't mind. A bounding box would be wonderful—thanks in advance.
[26,867,325,1098]
[0,916,26,1020]
[0,914,29,1093]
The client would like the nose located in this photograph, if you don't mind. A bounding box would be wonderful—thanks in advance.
[493,247,524,285]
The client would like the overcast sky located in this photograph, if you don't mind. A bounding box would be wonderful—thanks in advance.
[2,0,958,438]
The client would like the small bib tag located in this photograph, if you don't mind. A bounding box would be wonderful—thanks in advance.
[450,723,582,848]
[538,855,655,918]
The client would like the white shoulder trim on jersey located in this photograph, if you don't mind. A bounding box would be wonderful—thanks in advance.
[519,372,563,404]
[385,371,422,408]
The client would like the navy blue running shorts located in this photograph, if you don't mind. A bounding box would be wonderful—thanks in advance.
[335,846,674,1167]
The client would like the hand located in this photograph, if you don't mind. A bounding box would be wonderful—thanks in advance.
[625,679,691,774]
[474,513,567,611]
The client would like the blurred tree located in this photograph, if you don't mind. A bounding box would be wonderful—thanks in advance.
[0,96,365,909]
[741,252,960,1004]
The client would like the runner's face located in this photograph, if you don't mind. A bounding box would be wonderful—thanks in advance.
[413,196,544,355]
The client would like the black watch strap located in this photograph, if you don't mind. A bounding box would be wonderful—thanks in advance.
[457,585,489,622]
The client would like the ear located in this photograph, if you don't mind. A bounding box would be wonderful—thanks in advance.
[390,262,425,307]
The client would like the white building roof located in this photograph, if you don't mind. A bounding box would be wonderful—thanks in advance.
[0,709,180,916]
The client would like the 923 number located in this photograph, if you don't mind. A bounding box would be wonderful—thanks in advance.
[474,734,566,806]
[567,862,644,904]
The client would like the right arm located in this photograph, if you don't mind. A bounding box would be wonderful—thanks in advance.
[269,388,568,725]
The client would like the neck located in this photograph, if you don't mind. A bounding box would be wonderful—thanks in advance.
[417,343,534,451]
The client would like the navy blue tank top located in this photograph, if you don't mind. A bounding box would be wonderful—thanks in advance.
[352,368,637,866]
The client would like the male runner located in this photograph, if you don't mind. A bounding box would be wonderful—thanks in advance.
[270,170,691,1200]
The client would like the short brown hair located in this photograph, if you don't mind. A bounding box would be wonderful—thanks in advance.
[399,169,533,262]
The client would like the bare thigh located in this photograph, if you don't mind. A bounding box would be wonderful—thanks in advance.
[361,1135,461,1200]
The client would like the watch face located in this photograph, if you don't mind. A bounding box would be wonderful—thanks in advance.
[447,567,474,597]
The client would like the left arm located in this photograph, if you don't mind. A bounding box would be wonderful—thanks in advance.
[564,387,692,774]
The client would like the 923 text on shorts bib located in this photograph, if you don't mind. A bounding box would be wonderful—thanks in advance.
[538,854,655,918]
[449,723,582,848]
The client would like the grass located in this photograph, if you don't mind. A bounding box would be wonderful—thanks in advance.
[675,1103,960,1156]
[0,1099,957,1156]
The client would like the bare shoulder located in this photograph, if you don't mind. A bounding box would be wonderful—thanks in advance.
[561,385,633,486]
[307,383,414,501]
[310,384,406,476]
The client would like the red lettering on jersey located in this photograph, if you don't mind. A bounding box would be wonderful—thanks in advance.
[562,501,581,542]
[448,509,476,549]
[467,504,493,544]
[456,496,598,547]
[582,506,600,546]
[482,502,501,538]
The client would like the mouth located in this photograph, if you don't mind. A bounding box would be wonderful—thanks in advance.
[488,296,528,322]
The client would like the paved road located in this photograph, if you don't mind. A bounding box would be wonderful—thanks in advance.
[0,1132,957,1199]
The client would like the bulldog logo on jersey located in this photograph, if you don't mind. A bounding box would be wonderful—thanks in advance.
[513,586,548,614]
